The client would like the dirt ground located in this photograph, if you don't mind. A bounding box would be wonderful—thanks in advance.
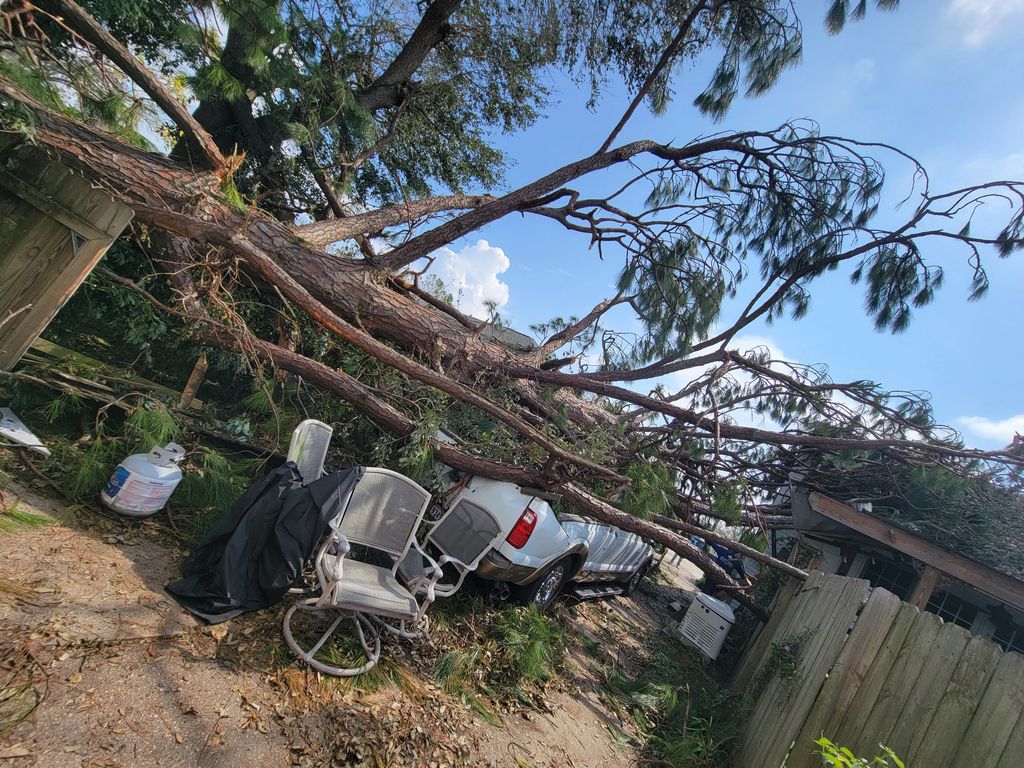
[0,479,702,768]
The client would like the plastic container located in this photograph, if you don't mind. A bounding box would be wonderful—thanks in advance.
[100,442,185,518]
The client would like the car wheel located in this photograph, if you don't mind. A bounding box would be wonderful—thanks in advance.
[517,557,571,612]
[622,558,652,597]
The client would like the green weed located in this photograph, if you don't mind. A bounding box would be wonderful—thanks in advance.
[601,639,740,767]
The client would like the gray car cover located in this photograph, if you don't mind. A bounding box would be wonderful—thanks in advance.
[166,464,363,623]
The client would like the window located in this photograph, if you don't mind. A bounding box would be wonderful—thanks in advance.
[991,611,1024,655]
[925,590,979,630]
[861,555,917,600]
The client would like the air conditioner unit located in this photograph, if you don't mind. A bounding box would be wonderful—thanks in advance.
[678,593,735,660]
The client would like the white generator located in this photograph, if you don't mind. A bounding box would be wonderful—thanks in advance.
[678,592,735,660]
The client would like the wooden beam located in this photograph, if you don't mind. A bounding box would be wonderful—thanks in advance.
[0,169,111,240]
[809,492,1024,613]
[178,351,208,409]
[909,564,941,610]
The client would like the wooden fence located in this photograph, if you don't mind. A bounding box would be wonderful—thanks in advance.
[732,571,1024,767]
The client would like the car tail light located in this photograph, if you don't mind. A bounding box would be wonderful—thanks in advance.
[505,507,538,549]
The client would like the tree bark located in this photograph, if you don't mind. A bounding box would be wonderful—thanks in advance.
[651,514,808,580]
[295,194,494,248]
[356,0,464,111]
[33,0,227,170]
[4,82,1016,470]
[113,255,758,597]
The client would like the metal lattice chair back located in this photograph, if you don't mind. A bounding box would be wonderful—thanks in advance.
[336,468,431,557]
[430,500,501,568]
[286,419,333,483]
[396,498,504,598]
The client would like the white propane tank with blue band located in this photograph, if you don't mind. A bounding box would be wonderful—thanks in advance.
[100,442,185,517]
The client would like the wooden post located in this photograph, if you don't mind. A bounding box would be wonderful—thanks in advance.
[909,564,942,610]
[178,351,208,409]
[0,143,133,370]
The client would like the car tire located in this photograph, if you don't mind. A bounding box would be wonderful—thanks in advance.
[516,557,571,612]
[622,558,652,598]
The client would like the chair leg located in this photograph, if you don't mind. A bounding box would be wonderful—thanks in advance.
[282,598,381,677]
[374,614,429,640]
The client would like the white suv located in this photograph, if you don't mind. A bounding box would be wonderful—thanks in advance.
[442,474,654,610]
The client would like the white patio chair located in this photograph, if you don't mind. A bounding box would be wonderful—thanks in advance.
[286,418,333,483]
[397,498,504,599]
[282,467,443,676]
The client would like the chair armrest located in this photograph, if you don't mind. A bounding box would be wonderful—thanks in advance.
[408,538,443,581]
[437,554,471,571]
[317,524,351,586]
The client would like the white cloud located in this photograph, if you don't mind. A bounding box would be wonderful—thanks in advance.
[732,335,789,361]
[852,57,876,83]
[957,414,1024,445]
[429,239,511,318]
[949,0,1024,46]
[964,152,1024,181]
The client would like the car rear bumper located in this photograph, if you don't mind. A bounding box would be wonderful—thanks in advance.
[475,550,539,585]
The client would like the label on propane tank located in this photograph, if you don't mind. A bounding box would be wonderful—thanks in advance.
[104,466,130,498]
[104,471,178,511]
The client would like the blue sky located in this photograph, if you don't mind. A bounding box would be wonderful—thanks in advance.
[427,0,1024,449]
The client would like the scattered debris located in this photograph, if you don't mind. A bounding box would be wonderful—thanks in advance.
[0,408,49,456]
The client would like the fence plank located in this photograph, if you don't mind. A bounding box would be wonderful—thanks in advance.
[829,601,919,747]
[737,574,866,768]
[951,649,1024,766]
[734,569,1024,768]
[759,576,869,768]
[851,610,945,757]
[880,619,971,760]
[740,573,841,765]
[908,633,1002,766]
[785,587,903,768]
[732,576,802,691]
[734,573,832,766]
[995,706,1024,768]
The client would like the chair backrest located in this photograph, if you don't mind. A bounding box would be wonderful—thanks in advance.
[429,499,503,570]
[337,468,431,558]
[286,419,333,483]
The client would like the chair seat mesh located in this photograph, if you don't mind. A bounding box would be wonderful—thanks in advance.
[326,557,418,619]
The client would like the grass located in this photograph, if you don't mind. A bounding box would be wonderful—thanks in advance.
[598,635,742,768]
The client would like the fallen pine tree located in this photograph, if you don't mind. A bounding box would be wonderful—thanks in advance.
[1,0,1022,607]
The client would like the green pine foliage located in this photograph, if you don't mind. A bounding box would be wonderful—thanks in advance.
[795,435,1024,580]
[427,600,566,713]
[620,459,677,519]
[492,605,567,683]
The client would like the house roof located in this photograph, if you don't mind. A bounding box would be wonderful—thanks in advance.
[806,491,1024,613]
[470,319,537,353]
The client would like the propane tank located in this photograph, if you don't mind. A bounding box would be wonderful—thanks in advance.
[100,442,185,518]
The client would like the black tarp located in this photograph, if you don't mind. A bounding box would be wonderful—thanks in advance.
[166,464,363,623]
